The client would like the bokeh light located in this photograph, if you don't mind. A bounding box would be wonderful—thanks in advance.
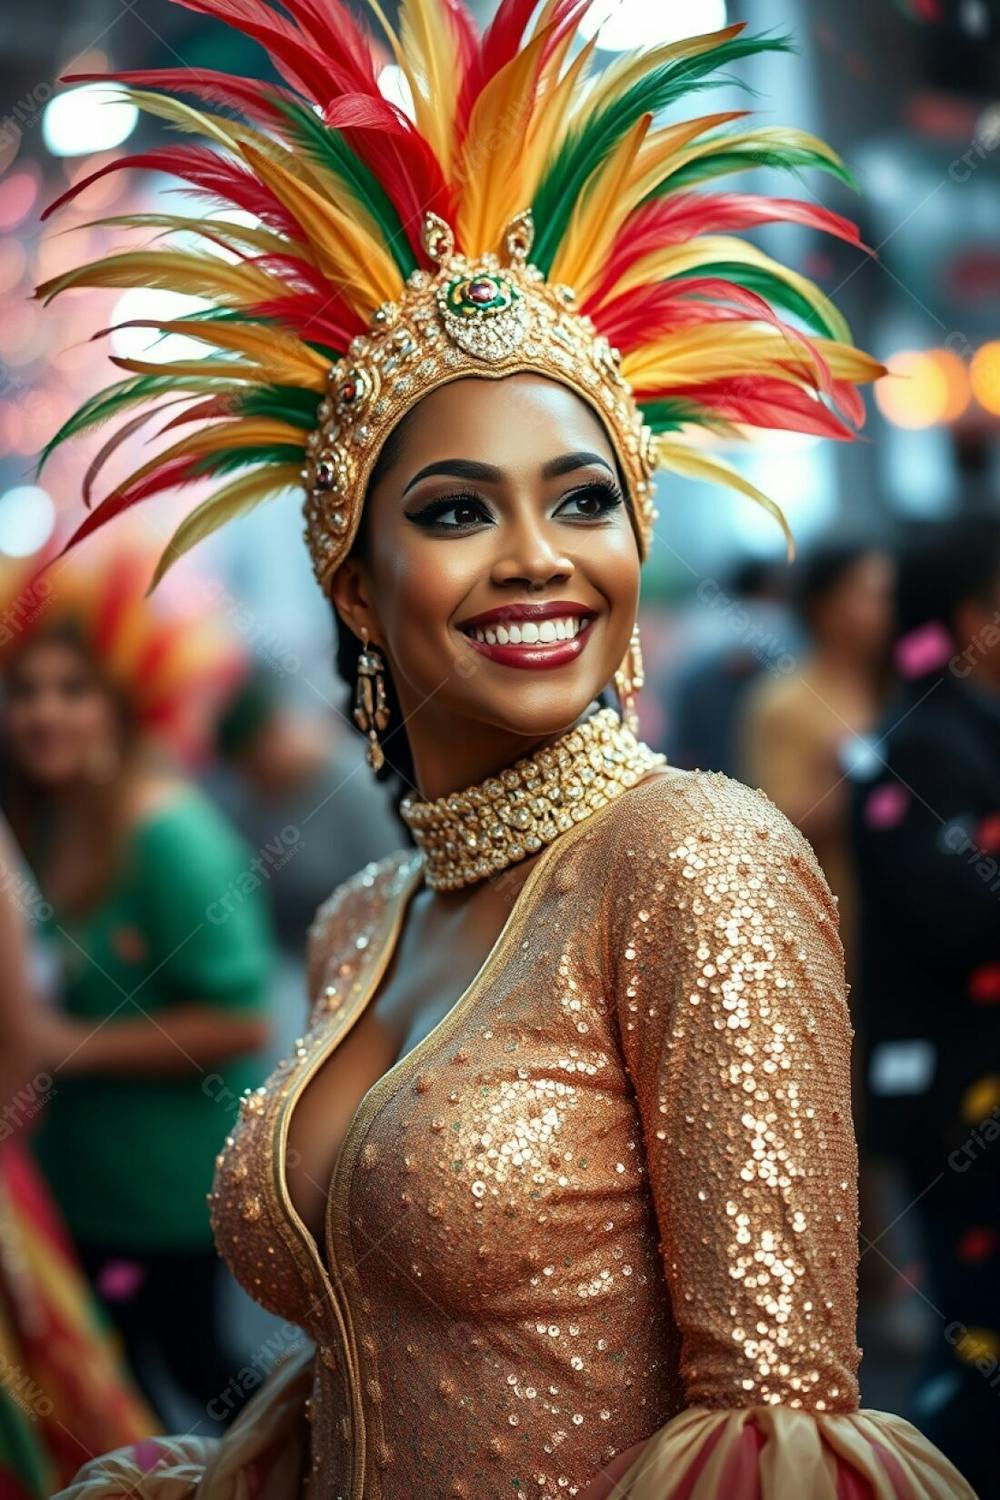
[0,485,56,557]
[970,341,1000,416]
[42,85,138,158]
[579,0,727,50]
[0,169,39,232]
[110,287,215,363]
[875,348,971,428]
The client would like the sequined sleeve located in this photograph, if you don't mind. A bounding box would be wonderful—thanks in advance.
[602,772,977,1500]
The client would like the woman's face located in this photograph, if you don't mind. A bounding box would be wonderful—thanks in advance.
[4,638,121,786]
[814,552,895,659]
[332,374,642,747]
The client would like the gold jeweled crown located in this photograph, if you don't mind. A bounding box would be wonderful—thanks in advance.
[302,210,657,590]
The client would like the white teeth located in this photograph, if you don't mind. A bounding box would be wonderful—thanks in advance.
[466,615,590,646]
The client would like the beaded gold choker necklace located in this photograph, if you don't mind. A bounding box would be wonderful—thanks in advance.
[399,707,667,892]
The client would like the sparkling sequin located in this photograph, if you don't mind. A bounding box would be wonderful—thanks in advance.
[208,770,863,1498]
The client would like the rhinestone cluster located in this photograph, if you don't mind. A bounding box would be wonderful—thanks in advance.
[301,210,658,590]
[399,706,666,891]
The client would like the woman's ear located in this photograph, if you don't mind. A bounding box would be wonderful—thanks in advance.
[327,556,383,648]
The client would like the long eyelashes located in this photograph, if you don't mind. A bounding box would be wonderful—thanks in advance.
[405,479,625,532]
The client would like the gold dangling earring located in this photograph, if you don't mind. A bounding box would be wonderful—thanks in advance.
[353,627,391,772]
[613,623,645,737]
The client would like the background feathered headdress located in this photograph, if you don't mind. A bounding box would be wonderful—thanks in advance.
[34,0,884,591]
[0,543,244,764]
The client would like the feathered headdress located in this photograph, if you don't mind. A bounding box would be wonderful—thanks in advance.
[0,543,244,764]
[35,0,884,593]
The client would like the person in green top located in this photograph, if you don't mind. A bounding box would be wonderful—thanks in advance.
[1,560,275,1426]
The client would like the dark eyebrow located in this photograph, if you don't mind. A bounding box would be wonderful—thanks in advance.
[402,459,503,496]
[541,451,614,481]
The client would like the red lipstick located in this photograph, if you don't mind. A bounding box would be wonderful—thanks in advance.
[455,601,598,673]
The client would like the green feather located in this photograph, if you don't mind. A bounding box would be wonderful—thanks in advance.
[638,397,707,433]
[673,261,845,340]
[653,143,858,196]
[532,32,795,275]
[36,375,199,473]
[191,444,306,478]
[235,384,321,429]
[272,96,417,279]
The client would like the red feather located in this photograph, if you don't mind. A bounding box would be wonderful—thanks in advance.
[169,0,354,103]
[457,0,537,136]
[62,68,290,125]
[82,399,197,509]
[250,252,367,345]
[276,0,381,90]
[252,292,362,349]
[58,456,203,561]
[594,275,835,401]
[588,190,866,312]
[634,375,858,440]
[156,396,237,433]
[42,146,304,242]
[456,0,586,137]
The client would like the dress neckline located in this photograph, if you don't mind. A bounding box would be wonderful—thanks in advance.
[319,822,564,1274]
[276,764,673,1288]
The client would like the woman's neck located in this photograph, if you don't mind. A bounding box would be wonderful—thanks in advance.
[403,698,604,803]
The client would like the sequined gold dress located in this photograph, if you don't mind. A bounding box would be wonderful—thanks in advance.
[58,769,976,1500]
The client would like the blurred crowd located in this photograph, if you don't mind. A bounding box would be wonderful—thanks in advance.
[0,509,998,1494]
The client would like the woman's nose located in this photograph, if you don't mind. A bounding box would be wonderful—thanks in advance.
[490,513,573,591]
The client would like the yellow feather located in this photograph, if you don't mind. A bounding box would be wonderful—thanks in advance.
[117,87,254,154]
[625,111,749,204]
[607,234,851,344]
[36,250,283,307]
[521,34,600,211]
[66,213,296,262]
[127,88,392,258]
[659,124,849,189]
[239,143,401,314]
[111,418,305,498]
[568,23,746,126]
[622,323,829,390]
[399,0,461,174]
[455,26,555,256]
[111,353,327,391]
[654,436,795,562]
[129,319,330,378]
[549,113,652,294]
[149,465,302,590]
[812,340,887,384]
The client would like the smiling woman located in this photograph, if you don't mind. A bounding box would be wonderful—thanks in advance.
[34,0,978,1497]
[327,374,643,814]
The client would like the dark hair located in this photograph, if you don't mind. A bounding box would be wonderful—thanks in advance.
[791,534,887,630]
[329,384,628,829]
[214,661,280,763]
[895,514,1000,643]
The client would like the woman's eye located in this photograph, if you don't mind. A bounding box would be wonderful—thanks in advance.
[405,494,491,530]
[556,482,624,519]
